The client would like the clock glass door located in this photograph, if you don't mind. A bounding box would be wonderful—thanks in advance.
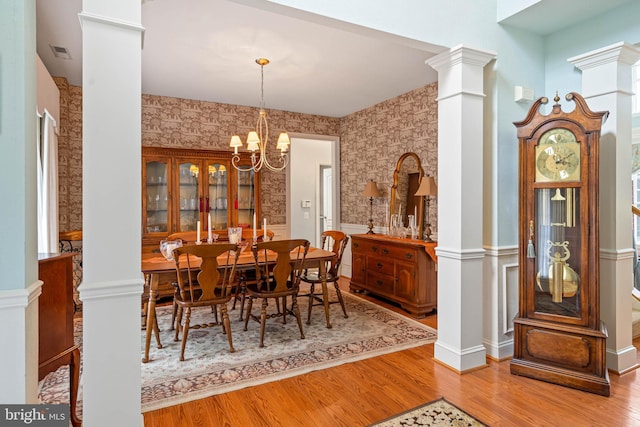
[533,187,581,318]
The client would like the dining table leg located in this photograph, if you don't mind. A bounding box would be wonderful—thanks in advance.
[318,261,332,329]
[142,273,160,363]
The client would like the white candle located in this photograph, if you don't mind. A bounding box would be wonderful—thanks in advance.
[414,205,417,220]
[385,200,389,234]
[253,213,257,238]
[263,218,267,239]
[398,203,402,220]
[196,221,201,242]
[207,213,212,241]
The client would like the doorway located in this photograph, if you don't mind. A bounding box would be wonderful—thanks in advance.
[288,136,339,247]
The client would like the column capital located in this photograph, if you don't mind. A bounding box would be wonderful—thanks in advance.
[568,41,640,70]
[426,44,496,72]
[427,45,496,100]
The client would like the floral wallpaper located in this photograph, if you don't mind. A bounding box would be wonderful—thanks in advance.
[340,83,438,231]
[55,79,438,232]
[54,77,83,232]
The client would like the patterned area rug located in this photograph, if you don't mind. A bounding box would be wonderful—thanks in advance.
[39,290,437,413]
[369,398,487,427]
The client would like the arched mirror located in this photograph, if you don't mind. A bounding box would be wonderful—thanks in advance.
[390,152,424,237]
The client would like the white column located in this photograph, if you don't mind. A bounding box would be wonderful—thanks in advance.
[0,0,41,403]
[78,2,144,425]
[569,42,640,374]
[426,45,496,372]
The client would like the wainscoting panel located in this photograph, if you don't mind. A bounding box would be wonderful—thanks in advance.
[483,246,518,361]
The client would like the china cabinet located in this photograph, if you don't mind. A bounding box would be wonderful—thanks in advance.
[142,147,260,252]
[350,234,437,317]
[510,93,610,396]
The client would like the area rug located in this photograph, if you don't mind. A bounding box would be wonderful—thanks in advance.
[369,398,487,427]
[39,289,437,413]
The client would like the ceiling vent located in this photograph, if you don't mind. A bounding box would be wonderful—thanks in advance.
[49,45,71,60]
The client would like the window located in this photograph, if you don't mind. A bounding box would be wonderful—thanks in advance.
[634,62,640,115]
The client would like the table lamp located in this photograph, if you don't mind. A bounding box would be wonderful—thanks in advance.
[414,175,437,242]
[362,180,381,234]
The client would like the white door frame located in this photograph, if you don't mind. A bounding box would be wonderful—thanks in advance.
[318,163,332,237]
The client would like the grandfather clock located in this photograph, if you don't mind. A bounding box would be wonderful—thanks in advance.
[510,92,610,396]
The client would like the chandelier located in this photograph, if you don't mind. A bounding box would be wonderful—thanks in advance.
[230,58,290,172]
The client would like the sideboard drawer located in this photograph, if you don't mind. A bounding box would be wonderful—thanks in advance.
[366,256,395,276]
[366,271,395,296]
[356,239,417,261]
[384,246,418,262]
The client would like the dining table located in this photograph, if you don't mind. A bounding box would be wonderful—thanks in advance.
[141,245,337,363]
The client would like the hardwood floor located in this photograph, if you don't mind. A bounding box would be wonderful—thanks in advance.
[143,279,640,427]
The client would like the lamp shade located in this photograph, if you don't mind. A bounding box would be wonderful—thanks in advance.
[415,175,437,196]
[276,132,291,152]
[246,131,260,151]
[229,135,243,148]
[363,180,381,198]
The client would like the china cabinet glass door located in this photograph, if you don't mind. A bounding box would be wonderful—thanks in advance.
[177,160,201,232]
[144,159,169,234]
[237,169,256,227]
[206,161,228,230]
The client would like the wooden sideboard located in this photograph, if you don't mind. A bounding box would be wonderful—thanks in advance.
[38,252,81,427]
[349,234,437,317]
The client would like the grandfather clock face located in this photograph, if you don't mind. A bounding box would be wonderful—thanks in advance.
[532,128,583,319]
[535,128,581,183]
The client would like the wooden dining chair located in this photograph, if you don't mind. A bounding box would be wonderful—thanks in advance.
[300,230,349,324]
[172,243,240,361]
[243,239,310,347]
[231,228,275,321]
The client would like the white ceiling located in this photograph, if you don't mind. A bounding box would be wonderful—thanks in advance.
[36,0,631,118]
[497,0,634,36]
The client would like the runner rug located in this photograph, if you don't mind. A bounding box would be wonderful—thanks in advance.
[369,397,487,427]
[39,289,437,413]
